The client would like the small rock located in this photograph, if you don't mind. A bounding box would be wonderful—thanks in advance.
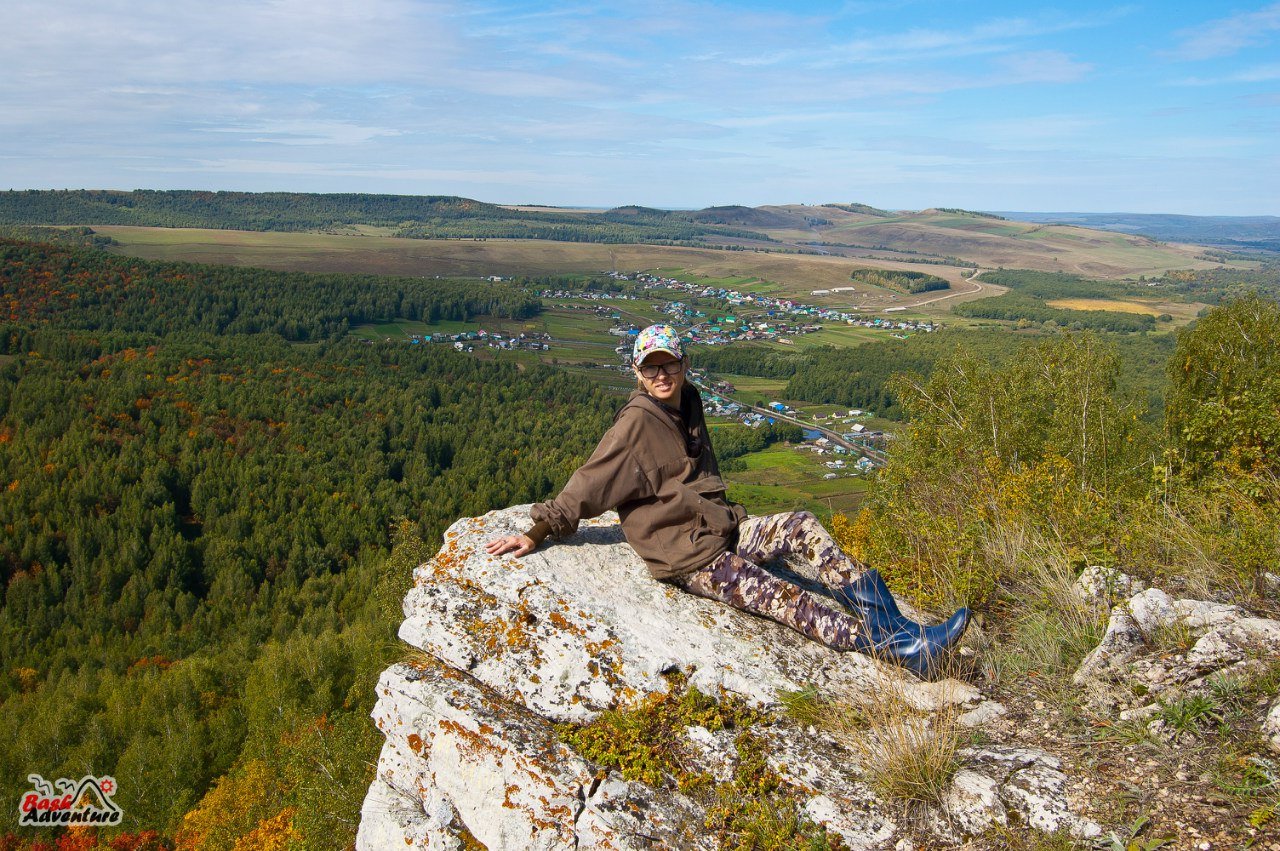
[1073,565,1140,603]
[1119,704,1159,722]
[958,700,1007,728]
[943,769,1004,835]
[1263,694,1280,755]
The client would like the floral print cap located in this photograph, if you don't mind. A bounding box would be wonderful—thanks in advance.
[632,324,683,364]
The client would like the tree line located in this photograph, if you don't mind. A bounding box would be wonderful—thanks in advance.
[849,267,950,294]
[1152,263,1280,304]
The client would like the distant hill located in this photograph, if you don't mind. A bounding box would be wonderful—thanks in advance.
[0,189,511,230]
[687,205,817,229]
[821,202,893,218]
[992,211,1280,252]
[0,189,772,246]
[773,206,1215,277]
[0,190,1230,277]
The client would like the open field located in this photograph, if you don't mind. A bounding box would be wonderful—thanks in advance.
[649,267,784,295]
[715,440,869,517]
[705,374,790,407]
[1044,297,1204,322]
[775,323,900,350]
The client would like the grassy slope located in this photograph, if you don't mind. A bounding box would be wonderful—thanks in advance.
[759,205,1219,278]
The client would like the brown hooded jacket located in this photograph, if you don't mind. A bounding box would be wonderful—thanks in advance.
[526,384,746,579]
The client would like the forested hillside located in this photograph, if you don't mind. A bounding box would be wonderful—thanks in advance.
[0,240,539,338]
[0,190,771,246]
[0,239,615,847]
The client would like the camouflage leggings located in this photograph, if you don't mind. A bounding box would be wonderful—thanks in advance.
[673,511,870,651]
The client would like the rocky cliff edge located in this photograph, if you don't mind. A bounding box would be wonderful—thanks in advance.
[354,506,1167,849]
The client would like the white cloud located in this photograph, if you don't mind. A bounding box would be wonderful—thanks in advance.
[825,9,1127,65]
[200,120,404,147]
[1172,2,1280,60]
[1,0,456,86]
[1176,63,1280,85]
[995,51,1093,84]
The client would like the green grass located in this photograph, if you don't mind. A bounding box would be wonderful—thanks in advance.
[770,324,887,350]
[721,442,869,516]
[703,374,789,407]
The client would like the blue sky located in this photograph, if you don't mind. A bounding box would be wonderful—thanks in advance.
[1,1,1277,213]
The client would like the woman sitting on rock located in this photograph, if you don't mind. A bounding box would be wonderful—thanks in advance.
[486,324,969,678]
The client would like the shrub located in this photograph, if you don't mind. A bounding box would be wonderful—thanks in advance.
[1164,294,1280,483]
[842,334,1153,611]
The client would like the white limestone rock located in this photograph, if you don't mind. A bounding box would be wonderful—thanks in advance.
[1185,617,1280,672]
[757,724,899,849]
[950,747,1103,840]
[357,662,709,851]
[1264,694,1280,756]
[1073,565,1141,606]
[957,700,1008,729]
[1070,583,1280,711]
[400,506,978,724]
[943,769,1004,835]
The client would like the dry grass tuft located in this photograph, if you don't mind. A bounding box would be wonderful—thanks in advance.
[935,515,1107,696]
[833,686,964,810]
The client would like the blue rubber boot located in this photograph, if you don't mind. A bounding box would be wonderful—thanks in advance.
[835,568,910,627]
[836,570,971,678]
[875,607,970,679]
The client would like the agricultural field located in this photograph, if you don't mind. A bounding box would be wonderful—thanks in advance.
[93,225,919,302]
[771,206,1221,278]
[1044,297,1204,325]
[773,322,903,350]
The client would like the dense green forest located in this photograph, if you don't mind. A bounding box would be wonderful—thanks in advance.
[0,238,617,847]
[0,225,117,250]
[0,190,771,246]
[952,269,1160,332]
[691,344,800,379]
[848,268,950,294]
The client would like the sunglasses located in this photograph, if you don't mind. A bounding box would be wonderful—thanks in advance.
[637,359,684,379]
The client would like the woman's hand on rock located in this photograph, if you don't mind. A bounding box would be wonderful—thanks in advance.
[485,534,535,558]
